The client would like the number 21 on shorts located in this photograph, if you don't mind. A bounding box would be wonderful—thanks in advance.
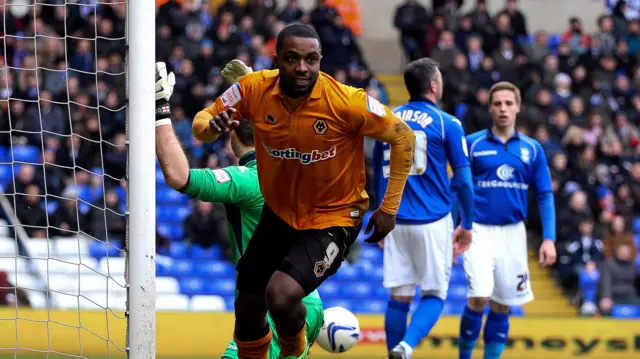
[516,271,529,292]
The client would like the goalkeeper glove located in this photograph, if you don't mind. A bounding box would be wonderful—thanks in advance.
[221,59,253,84]
[155,61,176,127]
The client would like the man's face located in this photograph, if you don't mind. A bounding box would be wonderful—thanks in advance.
[489,89,520,129]
[274,36,321,98]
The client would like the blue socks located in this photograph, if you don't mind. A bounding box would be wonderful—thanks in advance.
[483,311,509,359]
[403,295,444,349]
[458,306,484,359]
[384,299,410,352]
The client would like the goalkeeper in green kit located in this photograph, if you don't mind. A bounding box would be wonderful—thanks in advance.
[154,61,323,358]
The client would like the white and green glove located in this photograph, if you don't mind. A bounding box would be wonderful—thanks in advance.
[155,61,176,127]
[221,59,253,84]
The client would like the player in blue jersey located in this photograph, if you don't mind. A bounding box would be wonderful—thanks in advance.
[372,58,474,359]
[457,81,557,359]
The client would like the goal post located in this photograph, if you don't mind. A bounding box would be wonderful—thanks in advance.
[126,0,156,358]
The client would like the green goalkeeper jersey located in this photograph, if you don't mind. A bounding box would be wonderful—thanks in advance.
[177,151,322,358]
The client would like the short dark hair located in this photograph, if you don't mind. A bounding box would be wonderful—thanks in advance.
[403,58,440,99]
[234,119,254,146]
[275,23,321,54]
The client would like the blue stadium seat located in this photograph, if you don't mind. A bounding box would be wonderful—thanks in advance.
[340,281,373,298]
[12,145,41,164]
[355,299,386,313]
[157,206,191,222]
[634,217,640,233]
[156,168,165,183]
[374,285,390,299]
[0,163,16,182]
[323,299,355,312]
[353,258,374,274]
[158,222,185,241]
[443,301,465,315]
[192,244,224,260]
[334,263,359,280]
[0,146,7,162]
[169,242,189,259]
[179,277,206,296]
[369,265,383,281]
[224,296,235,310]
[611,305,640,318]
[195,260,235,277]
[156,261,170,276]
[206,277,236,296]
[317,279,340,298]
[168,259,195,276]
[157,188,189,204]
[448,285,467,301]
[89,240,122,259]
[360,245,383,263]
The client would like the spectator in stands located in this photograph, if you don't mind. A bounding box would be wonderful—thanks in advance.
[183,200,230,259]
[558,216,604,292]
[51,188,81,238]
[15,184,46,239]
[498,0,528,39]
[599,242,640,314]
[393,0,429,62]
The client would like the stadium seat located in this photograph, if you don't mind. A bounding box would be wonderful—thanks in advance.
[634,217,640,234]
[0,146,7,161]
[156,168,166,183]
[157,276,180,294]
[156,294,190,311]
[49,274,79,294]
[340,281,373,298]
[317,279,340,298]
[443,301,465,315]
[54,238,90,258]
[356,299,386,313]
[323,299,354,312]
[157,206,191,222]
[194,260,235,277]
[334,263,359,280]
[12,145,41,164]
[52,293,80,310]
[548,34,562,50]
[168,259,195,276]
[156,255,174,277]
[224,296,235,310]
[448,285,467,301]
[374,285,390,299]
[190,295,226,311]
[179,277,206,296]
[13,272,40,291]
[89,240,123,260]
[98,257,126,279]
[27,292,48,309]
[191,244,224,260]
[359,245,383,263]
[206,278,236,296]
[168,241,189,258]
[0,238,17,257]
[157,188,189,204]
[0,257,28,273]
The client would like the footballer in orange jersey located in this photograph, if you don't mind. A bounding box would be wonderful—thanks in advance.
[192,24,415,359]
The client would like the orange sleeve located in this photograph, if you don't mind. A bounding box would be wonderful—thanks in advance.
[348,90,416,215]
[192,77,252,143]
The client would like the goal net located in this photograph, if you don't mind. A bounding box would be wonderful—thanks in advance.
[0,1,155,358]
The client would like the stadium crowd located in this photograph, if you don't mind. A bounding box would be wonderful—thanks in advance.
[1,0,640,317]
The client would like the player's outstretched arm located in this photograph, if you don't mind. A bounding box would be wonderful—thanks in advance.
[192,59,253,143]
[155,62,189,190]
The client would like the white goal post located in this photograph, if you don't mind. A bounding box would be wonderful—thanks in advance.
[0,0,155,358]
[126,0,156,358]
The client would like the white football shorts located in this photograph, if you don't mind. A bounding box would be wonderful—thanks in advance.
[382,214,453,300]
[463,221,534,306]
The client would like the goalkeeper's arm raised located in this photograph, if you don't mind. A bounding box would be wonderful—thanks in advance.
[154,62,189,190]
